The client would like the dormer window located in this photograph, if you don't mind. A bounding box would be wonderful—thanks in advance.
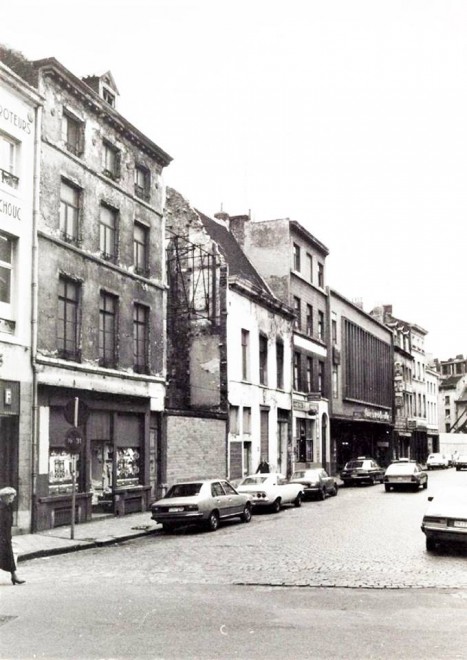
[102,87,115,108]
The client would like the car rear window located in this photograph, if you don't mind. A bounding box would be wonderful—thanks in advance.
[345,461,364,469]
[165,483,202,498]
[386,464,414,475]
[241,476,268,485]
[292,471,306,478]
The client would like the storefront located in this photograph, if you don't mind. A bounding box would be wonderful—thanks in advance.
[332,408,394,471]
[35,387,161,531]
[293,395,330,473]
[0,380,20,493]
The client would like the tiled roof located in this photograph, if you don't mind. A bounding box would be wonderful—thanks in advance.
[198,211,269,293]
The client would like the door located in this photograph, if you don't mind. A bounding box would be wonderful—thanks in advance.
[211,481,229,518]
[0,417,18,493]
[260,409,269,462]
[221,480,244,516]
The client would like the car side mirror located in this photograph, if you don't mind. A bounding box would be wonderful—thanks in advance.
[428,496,433,502]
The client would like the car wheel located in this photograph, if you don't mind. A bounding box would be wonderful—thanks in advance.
[457,467,460,471]
[331,484,338,496]
[240,505,252,523]
[426,537,436,552]
[294,493,302,507]
[384,484,390,492]
[206,511,219,532]
[319,488,326,501]
[412,484,419,492]
[271,499,281,513]
[423,480,428,489]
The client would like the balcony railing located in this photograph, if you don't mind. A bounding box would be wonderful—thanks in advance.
[1,168,19,189]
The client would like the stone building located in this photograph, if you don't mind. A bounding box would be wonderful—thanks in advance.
[227,215,331,474]
[0,59,42,532]
[165,192,294,481]
[7,54,172,530]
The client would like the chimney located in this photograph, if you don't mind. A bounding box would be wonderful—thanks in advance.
[228,214,250,247]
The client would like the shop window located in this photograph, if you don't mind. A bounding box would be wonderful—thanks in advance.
[116,447,141,488]
[48,408,81,495]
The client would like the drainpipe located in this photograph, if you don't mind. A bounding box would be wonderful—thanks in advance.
[30,103,42,533]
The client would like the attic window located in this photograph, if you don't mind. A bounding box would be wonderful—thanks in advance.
[102,87,115,107]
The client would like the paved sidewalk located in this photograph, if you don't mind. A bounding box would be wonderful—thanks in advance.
[13,511,161,563]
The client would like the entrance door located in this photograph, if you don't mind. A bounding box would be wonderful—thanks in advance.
[0,416,18,491]
[260,409,269,462]
[90,440,113,511]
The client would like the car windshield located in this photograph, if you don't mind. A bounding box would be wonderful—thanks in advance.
[240,476,268,485]
[386,464,415,475]
[345,461,365,469]
[165,483,202,498]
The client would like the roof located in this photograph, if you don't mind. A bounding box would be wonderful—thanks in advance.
[457,386,467,403]
[32,57,172,167]
[198,212,270,292]
[439,375,464,390]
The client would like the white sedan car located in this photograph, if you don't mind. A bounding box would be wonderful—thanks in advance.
[236,473,304,512]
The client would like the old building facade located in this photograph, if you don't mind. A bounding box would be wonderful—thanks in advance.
[0,60,42,531]
[14,57,172,530]
[330,292,394,470]
[227,216,331,474]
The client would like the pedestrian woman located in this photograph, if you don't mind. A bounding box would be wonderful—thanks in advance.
[0,487,25,585]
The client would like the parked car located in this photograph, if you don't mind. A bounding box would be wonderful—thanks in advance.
[289,468,338,500]
[426,453,449,469]
[455,455,467,471]
[340,457,384,486]
[421,487,467,551]
[236,473,304,512]
[150,479,252,532]
[383,460,427,492]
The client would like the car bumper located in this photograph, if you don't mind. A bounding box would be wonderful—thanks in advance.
[341,475,375,484]
[249,498,273,507]
[151,511,205,524]
[422,524,467,545]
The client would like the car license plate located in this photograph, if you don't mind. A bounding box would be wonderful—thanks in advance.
[453,520,467,528]
[168,507,184,512]
[397,477,405,481]
[351,471,357,477]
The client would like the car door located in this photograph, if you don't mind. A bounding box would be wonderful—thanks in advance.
[416,463,426,485]
[211,481,229,518]
[320,469,332,494]
[220,480,244,517]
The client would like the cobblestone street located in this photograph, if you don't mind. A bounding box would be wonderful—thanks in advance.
[16,467,467,590]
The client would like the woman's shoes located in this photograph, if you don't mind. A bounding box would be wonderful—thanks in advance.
[11,576,25,585]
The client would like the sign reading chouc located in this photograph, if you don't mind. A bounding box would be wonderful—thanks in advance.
[0,199,22,221]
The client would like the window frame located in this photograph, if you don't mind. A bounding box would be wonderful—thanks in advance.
[133,303,149,374]
[103,141,121,180]
[293,296,301,331]
[134,164,150,201]
[99,291,118,368]
[57,276,81,361]
[99,203,118,262]
[0,232,14,318]
[293,243,301,271]
[60,179,81,244]
[0,132,19,189]
[276,340,284,390]
[241,329,250,381]
[306,304,313,337]
[259,334,268,386]
[133,221,149,277]
[62,110,84,157]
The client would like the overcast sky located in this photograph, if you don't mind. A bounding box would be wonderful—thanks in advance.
[4,0,466,360]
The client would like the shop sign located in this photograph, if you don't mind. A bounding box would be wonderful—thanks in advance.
[354,408,391,422]
[293,399,307,411]
[377,441,390,447]
[0,380,19,414]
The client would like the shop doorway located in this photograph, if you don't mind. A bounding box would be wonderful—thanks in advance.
[0,417,18,491]
[90,440,114,513]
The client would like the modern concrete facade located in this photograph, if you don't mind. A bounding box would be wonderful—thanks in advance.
[0,60,42,532]
[331,293,394,470]
[227,216,331,474]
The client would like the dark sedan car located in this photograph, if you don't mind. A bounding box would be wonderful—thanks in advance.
[340,457,384,486]
[290,468,338,500]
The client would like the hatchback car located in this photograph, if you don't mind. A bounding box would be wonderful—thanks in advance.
[426,453,449,469]
[455,455,467,471]
[383,461,428,492]
[421,487,467,551]
[290,468,338,500]
[150,479,252,532]
[340,457,384,486]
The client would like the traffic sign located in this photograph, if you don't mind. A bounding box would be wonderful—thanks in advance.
[64,398,90,426]
[65,427,84,454]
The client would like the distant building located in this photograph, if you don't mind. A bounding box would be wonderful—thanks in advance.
[0,60,42,532]
[438,374,467,434]
[227,215,331,474]
[370,305,434,462]
[331,294,394,469]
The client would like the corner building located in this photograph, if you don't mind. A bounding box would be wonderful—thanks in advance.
[25,58,171,530]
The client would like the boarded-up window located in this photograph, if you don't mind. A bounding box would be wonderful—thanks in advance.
[229,442,242,480]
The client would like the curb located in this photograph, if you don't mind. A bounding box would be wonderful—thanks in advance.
[18,528,160,563]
